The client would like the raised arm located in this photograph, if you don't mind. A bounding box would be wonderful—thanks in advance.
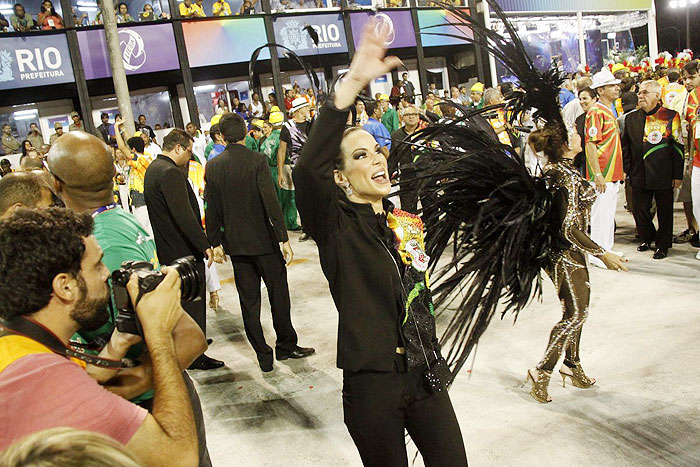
[125,269,198,467]
[113,118,133,160]
[553,175,628,271]
[292,20,401,242]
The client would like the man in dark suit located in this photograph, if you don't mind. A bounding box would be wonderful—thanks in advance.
[402,72,415,104]
[205,113,314,373]
[144,128,224,370]
[621,80,684,259]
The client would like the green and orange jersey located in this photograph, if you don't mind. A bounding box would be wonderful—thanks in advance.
[584,101,624,182]
[685,88,700,168]
[644,106,682,148]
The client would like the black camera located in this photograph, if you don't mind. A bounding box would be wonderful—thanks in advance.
[111,256,202,337]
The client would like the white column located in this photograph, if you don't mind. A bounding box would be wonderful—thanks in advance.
[577,12,587,70]
[482,0,498,87]
[648,0,659,59]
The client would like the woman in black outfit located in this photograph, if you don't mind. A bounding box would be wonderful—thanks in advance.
[293,25,467,467]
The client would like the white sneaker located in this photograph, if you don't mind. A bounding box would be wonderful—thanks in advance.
[695,250,700,260]
[589,256,606,269]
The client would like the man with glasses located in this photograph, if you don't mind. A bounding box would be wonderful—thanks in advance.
[144,129,223,370]
[390,105,423,212]
[621,80,683,259]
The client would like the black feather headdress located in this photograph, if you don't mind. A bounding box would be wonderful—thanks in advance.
[408,0,568,380]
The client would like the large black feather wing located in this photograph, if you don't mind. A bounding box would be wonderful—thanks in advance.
[405,0,566,379]
[410,122,555,379]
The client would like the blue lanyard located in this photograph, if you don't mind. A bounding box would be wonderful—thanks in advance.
[91,203,118,218]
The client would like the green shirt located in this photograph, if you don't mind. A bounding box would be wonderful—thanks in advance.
[381,107,400,134]
[76,207,160,403]
[204,140,215,160]
[244,134,259,152]
[260,129,281,166]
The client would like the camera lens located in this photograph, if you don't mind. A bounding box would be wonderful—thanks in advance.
[170,256,202,302]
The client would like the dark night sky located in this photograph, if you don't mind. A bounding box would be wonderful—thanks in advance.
[653,2,700,54]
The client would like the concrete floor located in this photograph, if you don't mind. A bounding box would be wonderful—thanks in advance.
[189,200,700,467]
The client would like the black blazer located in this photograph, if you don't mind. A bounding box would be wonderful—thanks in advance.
[205,143,288,257]
[143,155,210,265]
[294,102,413,373]
[621,106,684,190]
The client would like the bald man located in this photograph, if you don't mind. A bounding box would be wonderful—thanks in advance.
[0,172,53,218]
[46,132,213,467]
[19,155,45,172]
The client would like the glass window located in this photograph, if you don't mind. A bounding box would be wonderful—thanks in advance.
[416,0,466,6]
[2,0,65,31]
[72,0,171,26]
[271,0,338,12]
[176,0,260,18]
[91,90,174,134]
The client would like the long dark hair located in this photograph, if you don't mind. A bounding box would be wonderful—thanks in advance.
[40,1,55,14]
[21,140,32,157]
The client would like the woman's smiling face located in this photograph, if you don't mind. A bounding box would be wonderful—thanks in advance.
[335,129,391,202]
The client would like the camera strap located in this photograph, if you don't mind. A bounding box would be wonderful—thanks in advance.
[0,317,129,369]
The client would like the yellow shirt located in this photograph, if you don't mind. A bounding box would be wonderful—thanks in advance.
[179,2,205,17]
[212,1,231,15]
[0,334,86,374]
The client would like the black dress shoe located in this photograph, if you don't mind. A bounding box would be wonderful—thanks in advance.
[188,354,225,370]
[276,346,316,361]
[258,354,273,372]
[653,248,668,259]
[637,243,651,252]
[691,233,700,248]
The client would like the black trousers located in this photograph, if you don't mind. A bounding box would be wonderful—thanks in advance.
[631,187,674,249]
[230,252,298,361]
[181,259,207,336]
[343,356,468,467]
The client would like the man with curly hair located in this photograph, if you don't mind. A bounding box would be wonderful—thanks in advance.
[0,208,198,466]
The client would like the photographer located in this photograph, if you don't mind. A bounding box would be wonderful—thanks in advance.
[46,132,211,466]
[0,208,198,467]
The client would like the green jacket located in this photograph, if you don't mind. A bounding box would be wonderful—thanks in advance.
[245,133,259,152]
[260,129,281,167]
[381,107,400,134]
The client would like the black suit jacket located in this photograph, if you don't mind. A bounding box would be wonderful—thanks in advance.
[144,155,210,265]
[205,143,288,256]
[621,106,684,190]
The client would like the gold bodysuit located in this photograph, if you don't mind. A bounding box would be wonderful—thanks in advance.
[537,160,606,371]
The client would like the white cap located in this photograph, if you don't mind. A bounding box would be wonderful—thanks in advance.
[590,68,621,89]
[289,97,310,114]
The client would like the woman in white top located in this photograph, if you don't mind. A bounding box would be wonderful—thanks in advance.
[249,92,265,118]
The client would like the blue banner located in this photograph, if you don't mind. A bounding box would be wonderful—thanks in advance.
[0,33,75,90]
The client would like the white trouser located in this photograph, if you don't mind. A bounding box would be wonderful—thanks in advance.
[590,181,618,252]
[206,261,221,293]
[132,205,153,237]
[692,167,700,230]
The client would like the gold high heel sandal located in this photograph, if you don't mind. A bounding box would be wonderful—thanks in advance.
[524,369,552,403]
[559,362,596,388]
[209,291,220,310]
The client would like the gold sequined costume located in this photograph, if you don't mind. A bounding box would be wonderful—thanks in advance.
[536,160,606,372]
